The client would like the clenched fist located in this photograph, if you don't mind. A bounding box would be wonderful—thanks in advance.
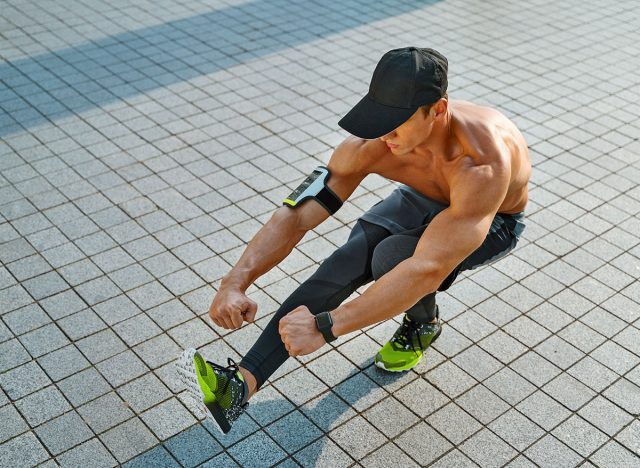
[209,287,258,330]
[279,306,326,357]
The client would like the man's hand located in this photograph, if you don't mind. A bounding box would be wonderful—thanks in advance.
[209,287,258,330]
[279,306,326,357]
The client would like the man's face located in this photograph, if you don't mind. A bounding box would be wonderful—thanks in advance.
[379,100,443,155]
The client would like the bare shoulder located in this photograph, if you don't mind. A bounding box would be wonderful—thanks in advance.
[329,136,389,176]
[451,100,524,158]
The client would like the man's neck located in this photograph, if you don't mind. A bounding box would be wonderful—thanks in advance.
[414,109,458,161]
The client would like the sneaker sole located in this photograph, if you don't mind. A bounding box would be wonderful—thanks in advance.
[374,327,442,373]
[176,348,231,434]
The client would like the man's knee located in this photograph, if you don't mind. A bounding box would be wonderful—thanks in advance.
[371,234,418,280]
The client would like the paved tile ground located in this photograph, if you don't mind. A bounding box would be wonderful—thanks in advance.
[1,0,639,466]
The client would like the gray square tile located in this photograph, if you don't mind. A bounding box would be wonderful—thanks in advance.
[133,333,180,369]
[0,339,31,373]
[614,419,640,456]
[126,281,173,310]
[503,315,551,347]
[479,330,527,364]
[227,431,286,467]
[58,367,112,407]
[330,415,388,461]
[58,258,103,286]
[74,276,122,306]
[392,423,452,466]
[35,410,93,455]
[108,264,154,292]
[363,396,419,438]
[147,299,194,330]
[15,386,71,426]
[0,432,49,467]
[22,270,68,300]
[140,397,196,441]
[452,345,503,381]
[55,438,117,468]
[558,321,606,353]
[551,415,609,457]
[567,356,619,392]
[456,384,510,425]
[3,303,50,335]
[484,368,536,405]
[113,313,162,347]
[0,404,28,443]
[591,340,639,375]
[0,360,51,400]
[117,373,172,413]
[97,350,148,387]
[306,350,357,388]
[426,362,476,398]
[77,329,127,363]
[300,391,356,432]
[92,294,141,326]
[168,318,215,349]
[489,409,545,452]
[38,344,90,382]
[266,410,322,454]
[525,435,583,468]
[603,379,640,414]
[394,376,450,418]
[100,417,158,464]
[427,402,482,445]
[542,373,596,411]
[459,428,518,468]
[39,289,86,320]
[589,441,638,468]
[58,308,107,341]
[18,322,69,357]
[78,392,134,433]
[579,396,634,437]
[274,367,330,407]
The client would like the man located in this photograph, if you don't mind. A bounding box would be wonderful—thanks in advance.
[176,47,530,434]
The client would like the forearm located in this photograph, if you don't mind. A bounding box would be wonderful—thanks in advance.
[221,208,305,292]
[331,258,442,336]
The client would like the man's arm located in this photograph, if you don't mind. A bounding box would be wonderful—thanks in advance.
[330,162,510,337]
[210,138,369,329]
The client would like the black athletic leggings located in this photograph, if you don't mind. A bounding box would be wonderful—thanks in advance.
[239,216,522,389]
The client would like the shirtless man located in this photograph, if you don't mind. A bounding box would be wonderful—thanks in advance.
[177,47,530,434]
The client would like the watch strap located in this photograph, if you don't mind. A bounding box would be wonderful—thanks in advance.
[315,311,337,343]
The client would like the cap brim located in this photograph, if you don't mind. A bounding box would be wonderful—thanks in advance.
[338,94,417,139]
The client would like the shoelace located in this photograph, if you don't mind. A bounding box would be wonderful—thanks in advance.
[393,319,427,353]
[209,358,248,418]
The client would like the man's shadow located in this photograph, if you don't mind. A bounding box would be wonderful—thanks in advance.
[205,364,411,467]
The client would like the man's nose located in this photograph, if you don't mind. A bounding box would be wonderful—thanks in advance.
[380,131,395,141]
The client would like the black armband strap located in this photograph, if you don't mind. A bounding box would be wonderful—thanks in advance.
[283,166,344,215]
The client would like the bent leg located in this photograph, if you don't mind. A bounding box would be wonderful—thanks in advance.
[239,220,391,390]
[371,233,436,323]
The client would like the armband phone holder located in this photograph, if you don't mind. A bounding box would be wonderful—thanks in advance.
[283,166,343,215]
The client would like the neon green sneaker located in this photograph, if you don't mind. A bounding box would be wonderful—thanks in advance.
[374,309,442,372]
[176,348,248,434]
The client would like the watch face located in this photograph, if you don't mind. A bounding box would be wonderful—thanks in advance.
[315,311,332,329]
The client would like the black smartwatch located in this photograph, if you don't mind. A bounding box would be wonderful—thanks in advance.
[315,311,337,343]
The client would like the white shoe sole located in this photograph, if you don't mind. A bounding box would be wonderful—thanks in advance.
[175,348,225,434]
[374,359,409,372]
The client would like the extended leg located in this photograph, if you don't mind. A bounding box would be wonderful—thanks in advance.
[239,219,391,391]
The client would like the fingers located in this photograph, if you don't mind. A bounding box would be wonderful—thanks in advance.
[243,299,258,323]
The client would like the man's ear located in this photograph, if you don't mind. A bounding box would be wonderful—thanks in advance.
[434,98,448,117]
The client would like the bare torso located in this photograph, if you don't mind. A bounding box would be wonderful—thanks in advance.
[362,100,530,214]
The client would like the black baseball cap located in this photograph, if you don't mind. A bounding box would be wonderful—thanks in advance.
[338,47,448,139]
